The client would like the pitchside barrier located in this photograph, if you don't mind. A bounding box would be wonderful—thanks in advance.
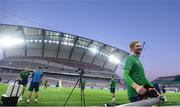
[116,98,160,107]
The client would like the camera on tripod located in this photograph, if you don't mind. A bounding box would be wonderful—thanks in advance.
[77,68,84,75]
[64,68,86,107]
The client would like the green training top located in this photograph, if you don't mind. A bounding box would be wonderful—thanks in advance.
[45,80,48,83]
[20,70,30,80]
[110,79,117,88]
[123,55,152,98]
[80,80,86,87]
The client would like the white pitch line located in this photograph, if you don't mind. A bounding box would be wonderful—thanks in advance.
[29,102,108,103]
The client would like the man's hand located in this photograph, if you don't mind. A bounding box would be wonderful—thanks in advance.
[132,82,147,95]
[136,86,147,95]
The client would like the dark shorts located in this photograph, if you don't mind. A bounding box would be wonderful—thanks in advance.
[29,82,40,92]
[19,80,28,86]
[44,83,47,87]
[162,89,166,93]
[129,95,140,102]
[110,88,115,93]
[81,86,85,90]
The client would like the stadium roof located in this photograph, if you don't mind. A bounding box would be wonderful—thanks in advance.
[152,75,180,84]
[0,24,129,72]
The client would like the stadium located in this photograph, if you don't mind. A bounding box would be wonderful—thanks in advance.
[0,24,129,106]
[0,24,180,106]
[152,75,180,92]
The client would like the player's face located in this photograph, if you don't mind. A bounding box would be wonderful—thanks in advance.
[133,43,142,55]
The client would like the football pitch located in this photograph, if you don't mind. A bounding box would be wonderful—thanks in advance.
[0,83,180,106]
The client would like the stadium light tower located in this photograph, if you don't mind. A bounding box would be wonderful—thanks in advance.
[0,36,25,48]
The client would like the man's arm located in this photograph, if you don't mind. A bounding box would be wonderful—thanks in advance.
[109,80,111,86]
[41,73,44,84]
[123,57,146,95]
[29,71,34,82]
[123,57,135,86]
[124,69,146,95]
[123,69,134,86]
[18,71,22,80]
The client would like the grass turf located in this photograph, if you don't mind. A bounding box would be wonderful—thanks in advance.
[0,83,180,106]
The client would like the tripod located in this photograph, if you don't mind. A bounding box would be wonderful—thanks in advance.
[63,69,86,107]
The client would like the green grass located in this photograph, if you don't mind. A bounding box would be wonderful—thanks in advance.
[0,83,180,106]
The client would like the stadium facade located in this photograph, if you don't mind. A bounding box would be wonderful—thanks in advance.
[152,75,180,91]
[0,24,129,89]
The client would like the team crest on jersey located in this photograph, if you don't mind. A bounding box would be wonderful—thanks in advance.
[136,61,139,64]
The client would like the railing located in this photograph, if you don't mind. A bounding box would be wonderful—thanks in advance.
[116,98,160,106]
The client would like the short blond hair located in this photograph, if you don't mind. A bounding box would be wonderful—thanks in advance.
[129,40,140,51]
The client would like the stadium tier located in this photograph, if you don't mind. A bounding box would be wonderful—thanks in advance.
[0,24,128,89]
[152,75,180,92]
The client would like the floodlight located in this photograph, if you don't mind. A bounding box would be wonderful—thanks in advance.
[39,40,42,43]
[30,39,33,42]
[64,42,68,45]
[0,36,24,48]
[26,40,29,42]
[89,47,99,54]
[49,40,52,43]
[108,55,120,64]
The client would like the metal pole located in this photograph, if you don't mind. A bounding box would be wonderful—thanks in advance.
[63,78,80,107]
[116,98,160,107]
